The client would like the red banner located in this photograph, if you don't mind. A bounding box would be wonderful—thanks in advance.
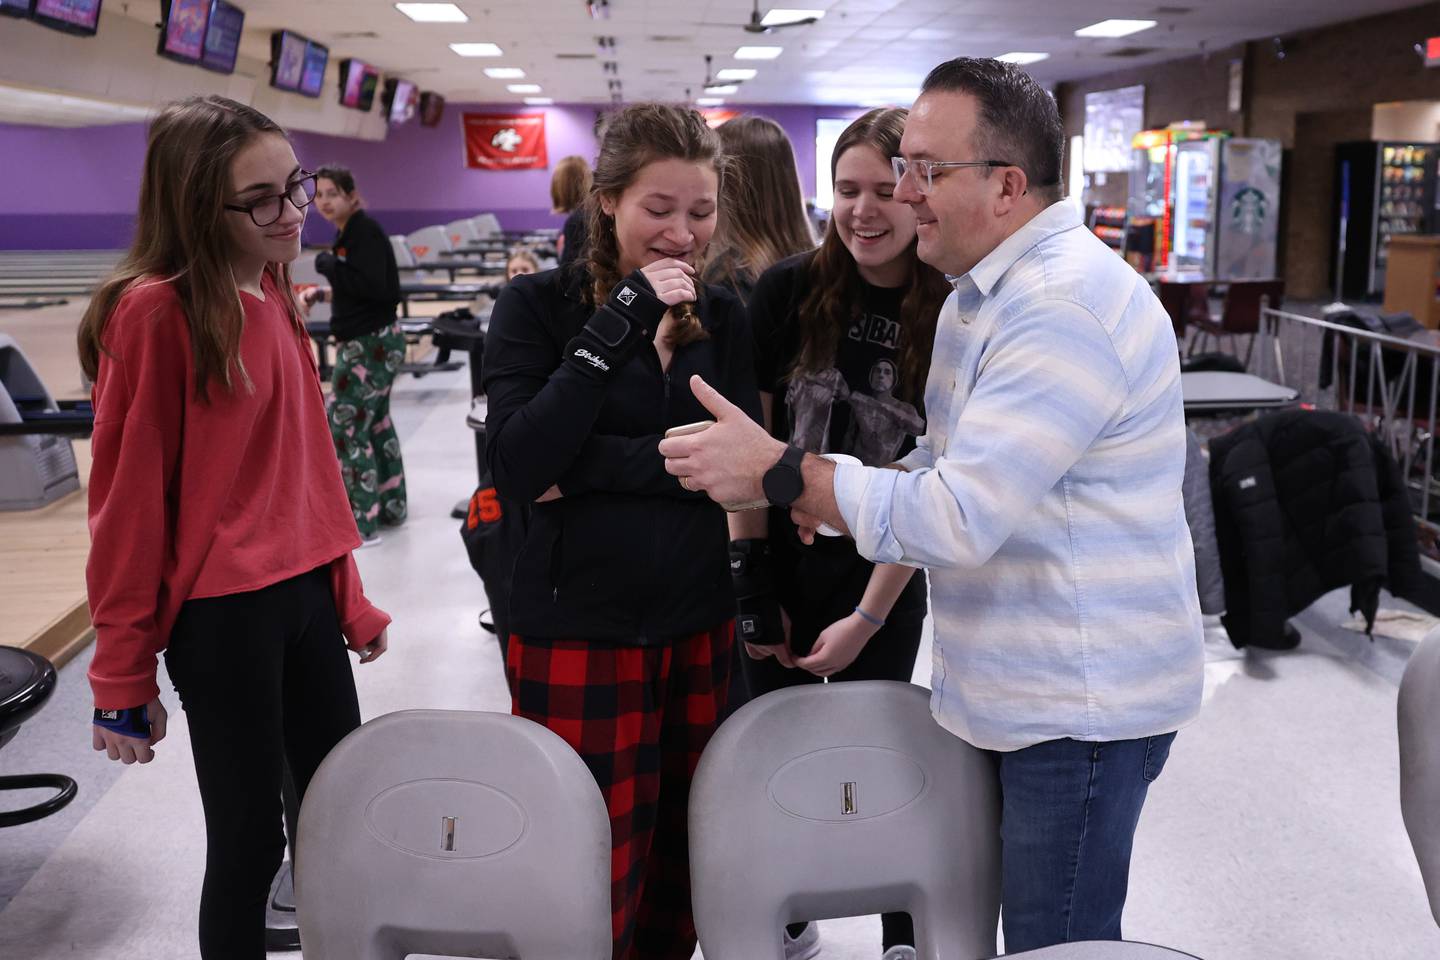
[463,113,548,170]
[700,108,740,129]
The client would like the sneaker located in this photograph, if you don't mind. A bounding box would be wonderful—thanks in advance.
[783,922,821,960]
[264,861,300,951]
[466,396,487,430]
[881,947,917,960]
[358,532,383,548]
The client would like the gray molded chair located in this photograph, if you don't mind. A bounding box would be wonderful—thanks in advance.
[404,225,453,264]
[1399,625,1440,927]
[690,680,1001,960]
[1007,942,1202,958]
[295,709,612,960]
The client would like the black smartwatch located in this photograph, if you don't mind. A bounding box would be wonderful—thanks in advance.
[762,444,806,507]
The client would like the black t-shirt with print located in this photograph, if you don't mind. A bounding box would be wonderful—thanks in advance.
[749,250,929,637]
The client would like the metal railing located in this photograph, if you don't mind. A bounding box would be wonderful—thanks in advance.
[1257,306,1440,542]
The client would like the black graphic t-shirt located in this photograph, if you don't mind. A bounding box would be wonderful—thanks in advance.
[748,250,929,636]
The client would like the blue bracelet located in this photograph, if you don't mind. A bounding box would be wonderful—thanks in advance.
[853,605,886,628]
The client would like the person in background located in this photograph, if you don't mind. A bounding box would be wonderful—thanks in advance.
[551,154,592,267]
[659,58,1203,953]
[705,115,814,302]
[79,96,389,960]
[506,247,541,282]
[301,164,407,545]
[736,107,951,960]
[483,102,762,960]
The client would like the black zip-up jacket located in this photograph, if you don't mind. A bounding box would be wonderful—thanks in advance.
[316,209,401,341]
[1209,408,1422,649]
[481,265,763,642]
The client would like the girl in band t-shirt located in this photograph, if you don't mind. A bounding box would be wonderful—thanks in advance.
[744,107,950,960]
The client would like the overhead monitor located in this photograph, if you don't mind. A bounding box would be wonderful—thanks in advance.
[157,0,210,64]
[32,0,103,35]
[198,0,243,74]
[299,39,328,98]
[270,29,306,92]
[0,0,36,19]
[419,91,445,127]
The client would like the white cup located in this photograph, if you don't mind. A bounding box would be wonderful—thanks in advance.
[815,453,861,537]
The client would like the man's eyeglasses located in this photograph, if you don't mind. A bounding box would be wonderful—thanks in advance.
[891,156,1017,196]
[224,172,318,227]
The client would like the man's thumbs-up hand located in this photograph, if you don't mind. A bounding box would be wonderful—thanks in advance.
[659,375,785,507]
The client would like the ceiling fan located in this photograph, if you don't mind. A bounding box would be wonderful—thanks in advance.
[741,1,819,34]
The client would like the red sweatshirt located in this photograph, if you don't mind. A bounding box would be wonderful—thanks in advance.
[86,270,391,709]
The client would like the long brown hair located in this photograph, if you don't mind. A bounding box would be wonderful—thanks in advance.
[550,155,592,213]
[790,108,949,403]
[78,96,304,400]
[582,102,723,348]
[708,115,814,293]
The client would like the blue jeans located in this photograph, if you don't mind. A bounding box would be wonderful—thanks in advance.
[988,732,1176,953]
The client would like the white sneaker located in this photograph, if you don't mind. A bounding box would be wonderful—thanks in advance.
[465,396,487,430]
[358,532,383,548]
[881,947,917,960]
[783,922,821,960]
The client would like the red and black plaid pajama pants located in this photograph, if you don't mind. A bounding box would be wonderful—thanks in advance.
[506,623,733,960]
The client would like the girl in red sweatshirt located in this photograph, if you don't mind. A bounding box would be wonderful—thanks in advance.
[78,96,390,959]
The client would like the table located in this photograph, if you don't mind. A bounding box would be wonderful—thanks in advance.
[1181,371,1299,414]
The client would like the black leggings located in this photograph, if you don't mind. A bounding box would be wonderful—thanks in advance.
[742,608,924,951]
[164,566,361,960]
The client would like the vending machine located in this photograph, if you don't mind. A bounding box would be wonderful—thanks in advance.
[1333,140,1439,299]
[1129,128,1282,278]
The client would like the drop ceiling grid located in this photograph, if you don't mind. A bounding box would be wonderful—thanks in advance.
[94,0,1429,104]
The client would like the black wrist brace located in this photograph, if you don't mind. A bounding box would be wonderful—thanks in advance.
[564,269,667,381]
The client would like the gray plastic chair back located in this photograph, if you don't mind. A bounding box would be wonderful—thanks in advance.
[295,709,612,960]
[471,212,503,239]
[446,218,481,247]
[690,680,1001,960]
[1009,942,1202,958]
[405,226,453,263]
[1399,626,1440,927]
[389,234,418,269]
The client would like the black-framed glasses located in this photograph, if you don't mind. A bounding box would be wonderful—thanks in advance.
[224,172,318,227]
[891,156,1017,196]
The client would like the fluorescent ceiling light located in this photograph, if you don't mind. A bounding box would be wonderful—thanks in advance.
[525,97,554,105]
[696,97,725,106]
[396,3,468,23]
[450,43,503,56]
[716,68,757,81]
[508,84,542,93]
[761,8,823,27]
[1074,19,1156,38]
[705,84,739,95]
[996,51,1050,64]
[484,67,526,78]
[734,46,783,60]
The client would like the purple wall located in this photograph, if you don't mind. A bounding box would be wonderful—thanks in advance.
[0,123,148,249]
[0,102,869,251]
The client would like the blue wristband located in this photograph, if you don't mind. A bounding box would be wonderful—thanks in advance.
[93,706,150,739]
[853,605,886,629]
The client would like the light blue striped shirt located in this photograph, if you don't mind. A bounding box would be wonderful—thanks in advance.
[833,201,1204,752]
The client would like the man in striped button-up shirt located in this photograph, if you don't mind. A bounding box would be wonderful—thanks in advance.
[661,58,1203,953]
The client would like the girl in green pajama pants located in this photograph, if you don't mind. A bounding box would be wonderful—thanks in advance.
[303,165,408,541]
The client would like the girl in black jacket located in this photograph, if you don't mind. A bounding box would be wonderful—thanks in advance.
[482,103,762,960]
[303,164,406,543]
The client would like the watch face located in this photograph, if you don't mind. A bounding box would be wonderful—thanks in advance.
[763,463,804,506]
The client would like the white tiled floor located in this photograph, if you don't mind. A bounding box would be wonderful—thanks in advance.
[2,362,1439,959]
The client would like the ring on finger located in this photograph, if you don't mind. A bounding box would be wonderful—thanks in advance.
[680,475,694,491]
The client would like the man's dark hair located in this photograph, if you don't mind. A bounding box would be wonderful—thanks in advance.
[921,57,1064,203]
[314,163,357,194]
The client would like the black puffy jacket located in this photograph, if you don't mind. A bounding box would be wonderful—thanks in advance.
[1209,409,1422,649]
